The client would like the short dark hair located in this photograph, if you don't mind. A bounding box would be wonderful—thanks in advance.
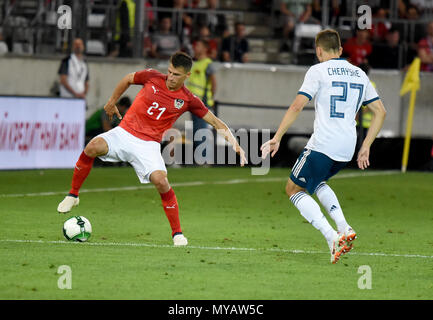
[170,51,193,72]
[118,96,131,108]
[315,29,341,52]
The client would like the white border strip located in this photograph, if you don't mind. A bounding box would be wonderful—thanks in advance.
[1,238,432,260]
[0,170,399,198]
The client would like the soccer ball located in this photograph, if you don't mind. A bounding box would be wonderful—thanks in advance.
[63,216,92,242]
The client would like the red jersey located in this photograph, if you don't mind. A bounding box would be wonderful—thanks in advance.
[119,69,209,142]
[418,38,433,72]
[343,37,372,66]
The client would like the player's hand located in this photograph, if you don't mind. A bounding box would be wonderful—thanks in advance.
[260,138,280,159]
[357,146,370,170]
[234,146,247,167]
[104,101,122,121]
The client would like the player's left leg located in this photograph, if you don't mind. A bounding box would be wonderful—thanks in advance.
[150,170,187,246]
[315,160,357,253]
[57,137,109,213]
[315,182,356,252]
[286,179,345,263]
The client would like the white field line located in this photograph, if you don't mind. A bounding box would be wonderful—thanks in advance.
[1,238,432,260]
[0,170,399,198]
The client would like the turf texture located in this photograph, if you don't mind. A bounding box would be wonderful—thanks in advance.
[0,167,432,299]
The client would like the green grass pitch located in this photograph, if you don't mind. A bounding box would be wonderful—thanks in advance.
[0,167,432,299]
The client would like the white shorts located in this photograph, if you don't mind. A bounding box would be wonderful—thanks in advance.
[97,126,166,184]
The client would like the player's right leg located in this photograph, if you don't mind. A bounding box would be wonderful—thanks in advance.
[314,157,357,253]
[57,137,108,213]
[150,170,188,246]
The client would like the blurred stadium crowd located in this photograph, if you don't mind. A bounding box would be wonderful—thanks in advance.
[0,0,433,71]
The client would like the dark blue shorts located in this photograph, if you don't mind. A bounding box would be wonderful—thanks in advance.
[290,149,348,194]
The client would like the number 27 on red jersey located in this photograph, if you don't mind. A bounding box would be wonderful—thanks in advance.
[147,102,166,120]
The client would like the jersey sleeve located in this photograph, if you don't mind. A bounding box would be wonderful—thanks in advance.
[363,80,380,105]
[298,66,320,101]
[58,57,69,75]
[205,62,217,77]
[133,69,160,85]
[189,95,209,118]
[85,61,90,81]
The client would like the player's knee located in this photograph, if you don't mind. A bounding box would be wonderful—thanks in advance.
[285,183,293,197]
[84,137,108,158]
[150,171,169,192]
[285,180,299,197]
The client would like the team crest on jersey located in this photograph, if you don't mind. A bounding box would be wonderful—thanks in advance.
[174,99,184,109]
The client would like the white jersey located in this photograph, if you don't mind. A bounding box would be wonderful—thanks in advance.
[298,58,379,161]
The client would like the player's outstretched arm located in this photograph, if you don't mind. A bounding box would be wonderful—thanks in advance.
[357,99,387,170]
[202,111,247,167]
[103,72,135,121]
[261,94,309,159]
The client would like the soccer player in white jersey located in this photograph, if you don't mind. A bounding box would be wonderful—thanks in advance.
[261,29,386,264]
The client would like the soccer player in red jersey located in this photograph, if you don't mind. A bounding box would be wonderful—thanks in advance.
[57,52,247,246]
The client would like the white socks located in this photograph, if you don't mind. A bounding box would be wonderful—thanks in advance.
[290,191,337,246]
[315,182,349,233]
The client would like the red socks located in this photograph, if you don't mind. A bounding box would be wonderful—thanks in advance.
[69,151,95,197]
[160,188,182,236]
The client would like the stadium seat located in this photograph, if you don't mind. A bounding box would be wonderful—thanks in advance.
[87,14,106,28]
[86,40,106,56]
[292,24,322,65]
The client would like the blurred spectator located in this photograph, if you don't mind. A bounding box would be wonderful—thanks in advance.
[308,0,341,27]
[186,39,217,158]
[279,0,316,40]
[150,17,181,59]
[398,0,409,18]
[370,28,401,69]
[0,28,8,56]
[410,0,433,16]
[111,0,135,58]
[171,0,194,56]
[221,22,249,63]
[311,0,323,22]
[406,5,425,43]
[194,25,219,60]
[171,0,189,32]
[86,96,131,139]
[370,7,390,43]
[343,29,372,66]
[418,21,433,72]
[145,0,156,33]
[397,5,427,65]
[407,3,420,19]
[197,0,228,37]
[58,38,89,100]
[187,39,217,109]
